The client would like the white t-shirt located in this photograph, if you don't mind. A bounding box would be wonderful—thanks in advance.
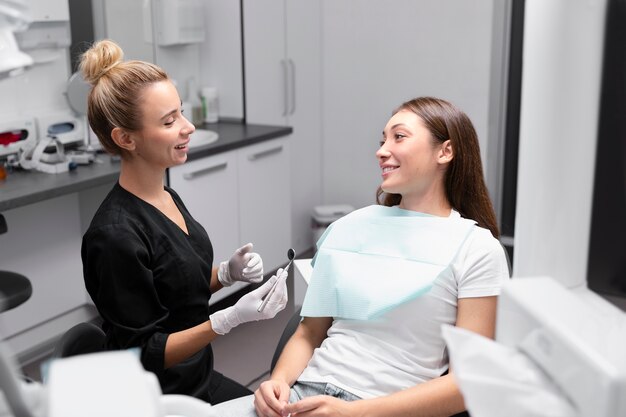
[297,211,510,399]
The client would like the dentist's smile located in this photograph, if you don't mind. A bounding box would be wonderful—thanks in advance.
[174,141,189,150]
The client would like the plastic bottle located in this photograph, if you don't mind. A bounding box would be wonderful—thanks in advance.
[200,87,219,123]
[187,78,203,126]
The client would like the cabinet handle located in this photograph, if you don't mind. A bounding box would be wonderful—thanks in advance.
[182,162,228,180]
[248,146,283,161]
[281,60,288,117]
[288,59,296,115]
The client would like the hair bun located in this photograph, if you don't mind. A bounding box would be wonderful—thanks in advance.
[79,39,124,85]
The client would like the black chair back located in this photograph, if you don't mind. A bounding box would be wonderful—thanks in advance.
[0,214,7,235]
[52,322,106,359]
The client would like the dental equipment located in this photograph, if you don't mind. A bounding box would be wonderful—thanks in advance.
[0,117,36,158]
[36,111,85,148]
[258,248,294,312]
[16,116,94,173]
[0,340,217,417]
[17,134,73,174]
[447,276,626,417]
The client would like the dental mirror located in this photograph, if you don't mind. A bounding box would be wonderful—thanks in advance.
[285,248,296,271]
[258,248,295,312]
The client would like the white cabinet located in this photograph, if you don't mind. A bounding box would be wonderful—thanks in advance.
[242,0,286,126]
[29,0,70,21]
[168,138,291,304]
[243,0,322,254]
[0,194,91,354]
[169,150,244,304]
[168,151,240,266]
[238,139,291,274]
[199,1,244,119]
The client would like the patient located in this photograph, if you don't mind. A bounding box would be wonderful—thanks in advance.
[212,97,510,416]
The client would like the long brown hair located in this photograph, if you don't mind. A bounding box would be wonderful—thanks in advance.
[79,39,168,155]
[376,97,500,238]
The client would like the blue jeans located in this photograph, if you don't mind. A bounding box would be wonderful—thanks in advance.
[290,381,361,402]
[210,381,361,417]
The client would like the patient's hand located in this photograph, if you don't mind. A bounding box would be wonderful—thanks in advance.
[254,379,290,417]
[282,395,357,417]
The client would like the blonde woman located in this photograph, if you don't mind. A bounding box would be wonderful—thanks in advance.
[80,39,288,404]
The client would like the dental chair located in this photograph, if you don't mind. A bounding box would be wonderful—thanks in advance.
[0,324,216,417]
[51,322,105,359]
[270,306,302,373]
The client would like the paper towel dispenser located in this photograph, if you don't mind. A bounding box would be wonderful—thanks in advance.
[152,0,204,46]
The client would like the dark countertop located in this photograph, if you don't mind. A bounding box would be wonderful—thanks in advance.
[0,122,292,212]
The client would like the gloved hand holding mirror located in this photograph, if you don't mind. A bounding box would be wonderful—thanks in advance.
[258,248,295,312]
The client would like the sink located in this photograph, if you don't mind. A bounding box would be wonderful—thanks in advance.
[188,129,219,148]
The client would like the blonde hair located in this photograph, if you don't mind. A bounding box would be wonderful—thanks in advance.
[79,39,168,155]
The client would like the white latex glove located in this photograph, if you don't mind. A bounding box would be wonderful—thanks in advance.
[217,243,264,287]
[210,269,288,335]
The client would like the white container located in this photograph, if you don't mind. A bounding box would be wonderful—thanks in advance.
[311,204,354,247]
[200,87,219,123]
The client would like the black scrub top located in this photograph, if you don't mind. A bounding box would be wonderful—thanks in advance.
[82,182,214,401]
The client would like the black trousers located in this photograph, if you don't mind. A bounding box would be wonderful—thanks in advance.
[208,370,253,405]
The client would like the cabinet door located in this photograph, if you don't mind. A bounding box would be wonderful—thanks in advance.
[243,0,323,254]
[0,195,85,338]
[285,0,322,253]
[242,0,287,125]
[168,151,246,304]
[238,138,291,272]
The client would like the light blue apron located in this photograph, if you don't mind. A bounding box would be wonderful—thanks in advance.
[301,205,476,320]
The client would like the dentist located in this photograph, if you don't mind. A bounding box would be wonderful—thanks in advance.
[80,39,288,404]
